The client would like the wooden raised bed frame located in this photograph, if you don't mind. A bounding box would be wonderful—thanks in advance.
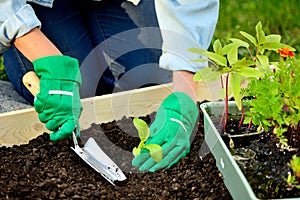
[0,80,222,147]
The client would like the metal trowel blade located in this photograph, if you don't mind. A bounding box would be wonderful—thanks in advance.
[71,133,127,185]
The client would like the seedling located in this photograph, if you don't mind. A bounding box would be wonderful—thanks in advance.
[132,118,162,162]
[291,155,300,179]
[286,155,300,189]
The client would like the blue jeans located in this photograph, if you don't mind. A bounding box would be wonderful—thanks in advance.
[3,0,171,104]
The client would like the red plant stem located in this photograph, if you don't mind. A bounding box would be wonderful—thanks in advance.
[219,75,225,126]
[222,73,230,131]
[238,106,245,128]
[220,74,224,88]
[247,117,253,130]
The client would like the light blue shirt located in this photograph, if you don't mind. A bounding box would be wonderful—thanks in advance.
[0,0,41,53]
[0,0,219,72]
[155,0,219,72]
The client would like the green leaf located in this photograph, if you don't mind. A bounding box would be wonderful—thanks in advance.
[145,144,163,162]
[256,21,266,45]
[227,46,238,66]
[262,42,296,51]
[188,48,208,57]
[229,38,250,48]
[286,172,294,184]
[0,56,8,81]
[219,66,232,74]
[193,71,203,81]
[256,55,270,70]
[133,147,141,157]
[243,116,251,124]
[237,66,263,77]
[291,155,300,173]
[222,43,239,55]
[213,39,223,55]
[207,52,228,66]
[240,31,257,46]
[133,118,150,142]
[193,68,220,82]
[230,73,243,110]
[232,58,255,68]
[265,34,281,43]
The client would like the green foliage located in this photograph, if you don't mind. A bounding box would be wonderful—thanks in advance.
[291,155,300,178]
[191,22,294,110]
[243,56,300,147]
[132,118,162,162]
[190,22,293,131]
[286,155,300,189]
[214,0,300,53]
[0,56,8,81]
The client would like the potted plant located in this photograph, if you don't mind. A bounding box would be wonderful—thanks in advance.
[189,21,300,199]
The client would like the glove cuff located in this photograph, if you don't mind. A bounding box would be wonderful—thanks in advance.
[33,55,82,85]
[160,92,199,129]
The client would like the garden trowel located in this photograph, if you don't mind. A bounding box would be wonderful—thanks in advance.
[22,71,127,186]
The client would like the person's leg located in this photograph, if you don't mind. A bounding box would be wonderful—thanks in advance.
[80,0,171,97]
[3,0,94,104]
[4,0,171,102]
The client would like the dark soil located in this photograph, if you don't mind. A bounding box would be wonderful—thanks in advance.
[234,132,300,199]
[212,114,300,199]
[0,111,232,199]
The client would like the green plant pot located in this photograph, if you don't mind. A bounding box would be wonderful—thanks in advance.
[200,101,299,200]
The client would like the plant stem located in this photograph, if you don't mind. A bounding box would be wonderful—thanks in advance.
[247,117,253,130]
[238,106,245,128]
[219,75,225,126]
[248,47,255,61]
[223,73,230,131]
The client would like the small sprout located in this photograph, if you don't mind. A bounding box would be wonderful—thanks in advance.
[132,118,162,162]
[290,155,300,179]
[286,156,300,189]
[229,137,235,149]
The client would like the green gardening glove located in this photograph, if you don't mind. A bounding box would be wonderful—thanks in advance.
[132,92,199,172]
[33,55,82,141]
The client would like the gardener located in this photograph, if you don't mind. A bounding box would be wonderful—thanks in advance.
[0,0,219,172]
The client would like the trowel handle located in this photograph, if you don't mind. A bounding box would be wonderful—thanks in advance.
[22,71,40,96]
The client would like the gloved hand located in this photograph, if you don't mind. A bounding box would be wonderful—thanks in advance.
[132,92,199,172]
[33,55,82,141]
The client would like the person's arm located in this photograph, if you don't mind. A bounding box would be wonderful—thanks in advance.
[154,0,219,100]
[14,27,62,61]
[1,1,81,142]
[173,70,197,101]
[15,28,82,142]
[132,0,220,172]
[13,28,82,142]
[0,0,41,54]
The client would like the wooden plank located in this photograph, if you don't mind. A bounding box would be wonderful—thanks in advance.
[0,84,172,147]
[0,108,45,147]
[0,80,222,147]
[79,83,173,129]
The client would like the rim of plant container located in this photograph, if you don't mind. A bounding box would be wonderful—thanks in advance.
[223,128,264,138]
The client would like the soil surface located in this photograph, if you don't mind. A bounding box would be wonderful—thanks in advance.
[234,131,300,199]
[0,111,232,199]
[212,114,300,199]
